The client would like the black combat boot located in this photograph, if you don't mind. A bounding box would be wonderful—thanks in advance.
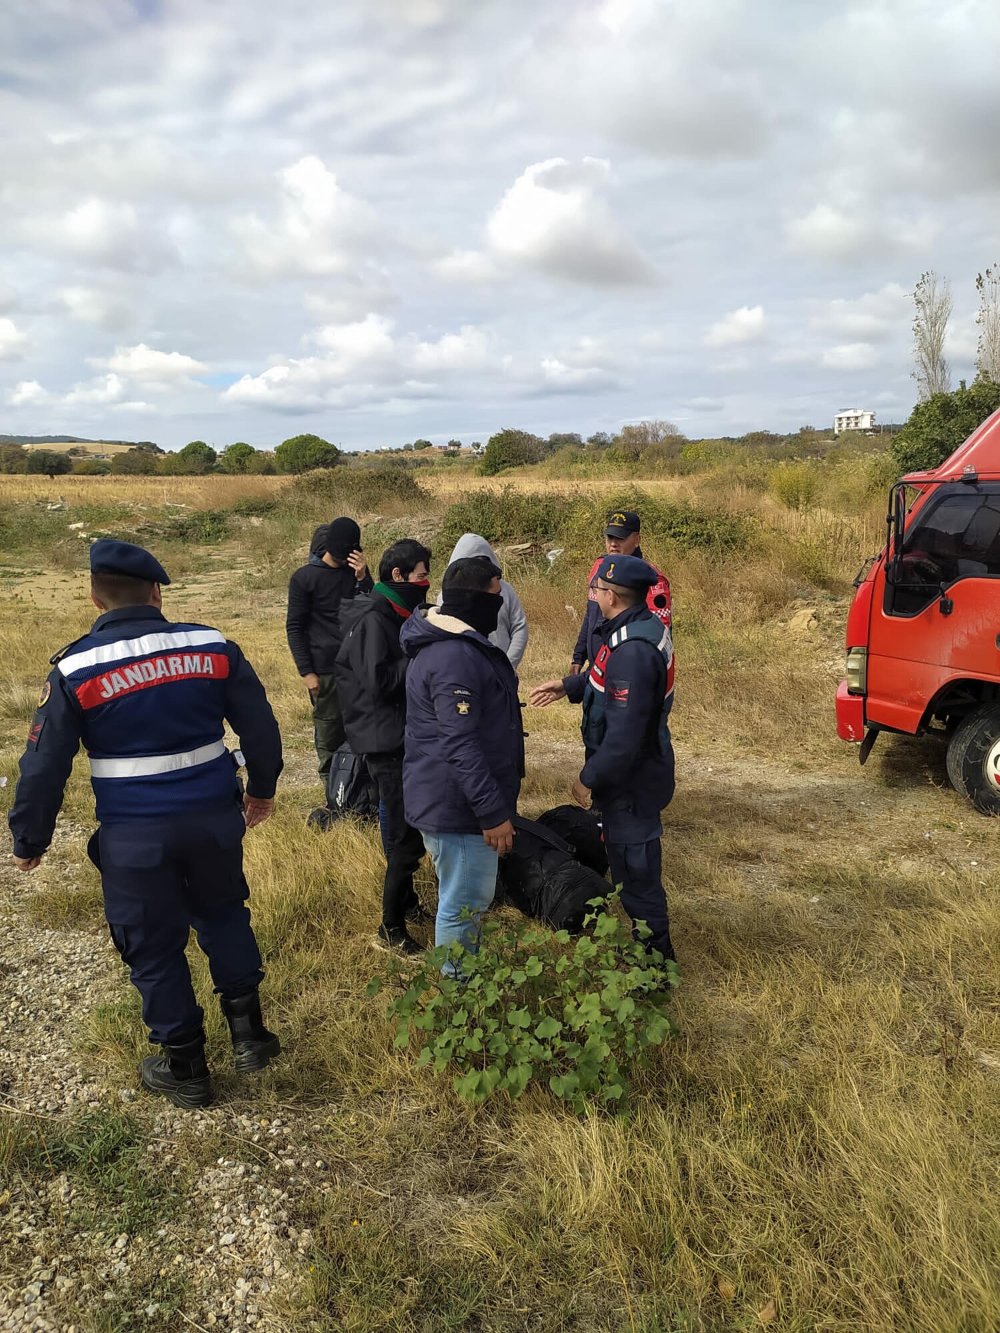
[220,991,282,1072]
[140,1035,214,1109]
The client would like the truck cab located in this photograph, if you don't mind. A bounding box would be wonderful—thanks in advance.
[837,407,1000,812]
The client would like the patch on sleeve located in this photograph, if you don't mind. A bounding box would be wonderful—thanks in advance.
[27,715,46,749]
[609,681,630,706]
[38,680,51,708]
[453,688,471,696]
[456,699,471,715]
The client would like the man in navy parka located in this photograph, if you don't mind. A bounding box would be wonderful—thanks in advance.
[400,556,524,962]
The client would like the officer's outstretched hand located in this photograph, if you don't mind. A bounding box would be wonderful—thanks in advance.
[530,679,567,708]
[13,855,42,872]
[482,820,515,855]
[243,794,275,829]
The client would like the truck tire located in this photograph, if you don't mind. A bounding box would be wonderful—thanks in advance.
[945,703,1000,814]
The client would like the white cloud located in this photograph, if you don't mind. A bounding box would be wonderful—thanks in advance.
[0,316,27,359]
[704,306,765,348]
[64,373,126,405]
[522,1,773,161]
[786,203,937,262]
[37,198,174,272]
[785,205,875,262]
[485,158,655,286]
[539,358,620,393]
[233,155,377,278]
[98,343,209,384]
[224,315,493,411]
[821,342,879,371]
[111,400,154,413]
[431,249,498,284]
[60,285,133,330]
[8,380,48,406]
[681,396,724,411]
[811,283,910,341]
[411,326,490,373]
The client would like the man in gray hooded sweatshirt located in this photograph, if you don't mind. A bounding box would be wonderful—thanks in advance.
[440,533,529,669]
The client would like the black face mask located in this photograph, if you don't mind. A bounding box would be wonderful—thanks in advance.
[441,589,503,638]
[392,580,429,612]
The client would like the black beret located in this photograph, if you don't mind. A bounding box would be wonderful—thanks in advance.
[594,554,657,590]
[89,539,170,585]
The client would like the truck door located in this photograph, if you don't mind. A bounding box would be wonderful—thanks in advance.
[866,483,1000,732]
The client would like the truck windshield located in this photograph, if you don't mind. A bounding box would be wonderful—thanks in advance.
[890,487,1000,615]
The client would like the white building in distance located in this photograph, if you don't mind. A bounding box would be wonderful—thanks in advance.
[834,408,876,435]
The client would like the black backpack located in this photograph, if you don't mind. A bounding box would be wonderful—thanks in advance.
[535,804,608,876]
[496,815,611,934]
[325,744,379,823]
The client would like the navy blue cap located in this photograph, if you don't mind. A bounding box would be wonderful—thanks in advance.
[605,509,640,537]
[90,539,171,585]
[594,554,657,590]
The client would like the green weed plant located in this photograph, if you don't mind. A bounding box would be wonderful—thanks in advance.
[372,898,678,1112]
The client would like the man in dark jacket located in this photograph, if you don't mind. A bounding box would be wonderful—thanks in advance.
[9,540,283,1109]
[533,554,676,961]
[333,538,432,955]
[400,557,524,965]
[285,517,373,798]
[570,509,671,673]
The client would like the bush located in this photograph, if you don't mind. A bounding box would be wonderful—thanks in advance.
[440,487,576,547]
[111,449,157,475]
[72,459,111,476]
[440,487,754,559]
[158,510,230,544]
[480,428,543,476]
[372,896,677,1111]
[291,466,429,511]
[892,377,1000,474]
[26,449,72,475]
[770,462,819,510]
[559,490,752,559]
[275,434,341,474]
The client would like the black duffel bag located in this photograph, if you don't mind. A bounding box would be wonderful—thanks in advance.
[497,816,611,933]
[536,804,608,876]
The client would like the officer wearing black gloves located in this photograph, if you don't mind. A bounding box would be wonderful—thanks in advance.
[531,554,676,961]
[8,540,284,1109]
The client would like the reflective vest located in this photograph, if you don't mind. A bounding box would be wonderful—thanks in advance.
[581,615,675,755]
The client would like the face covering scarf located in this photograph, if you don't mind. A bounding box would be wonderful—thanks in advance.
[440,589,503,638]
[375,580,429,616]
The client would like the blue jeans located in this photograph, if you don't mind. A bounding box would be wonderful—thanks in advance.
[420,831,498,957]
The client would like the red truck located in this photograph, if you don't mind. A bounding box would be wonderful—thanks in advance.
[837,406,1000,813]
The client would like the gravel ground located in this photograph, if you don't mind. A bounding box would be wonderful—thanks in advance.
[0,823,324,1333]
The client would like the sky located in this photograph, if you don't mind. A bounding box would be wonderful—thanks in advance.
[0,0,998,453]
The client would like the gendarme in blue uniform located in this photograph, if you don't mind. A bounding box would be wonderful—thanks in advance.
[8,541,283,1081]
[563,554,676,959]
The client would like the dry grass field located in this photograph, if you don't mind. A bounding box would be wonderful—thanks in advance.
[1,454,998,1332]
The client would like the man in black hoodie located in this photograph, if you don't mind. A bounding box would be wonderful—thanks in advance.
[286,517,373,791]
[333,539,432,954]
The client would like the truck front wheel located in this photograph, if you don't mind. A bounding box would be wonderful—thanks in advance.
[945,703,1000,814]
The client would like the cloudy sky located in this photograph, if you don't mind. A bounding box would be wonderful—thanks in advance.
[1,0,997,452]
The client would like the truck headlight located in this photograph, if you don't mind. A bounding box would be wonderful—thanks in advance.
[846,646,867,694]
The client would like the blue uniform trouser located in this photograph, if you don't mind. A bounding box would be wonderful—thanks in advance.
[95,807,265,1046]
[600,799,671,951]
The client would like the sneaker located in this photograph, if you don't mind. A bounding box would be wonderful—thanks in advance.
[404,900,433,926]
[375,924,424,956]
